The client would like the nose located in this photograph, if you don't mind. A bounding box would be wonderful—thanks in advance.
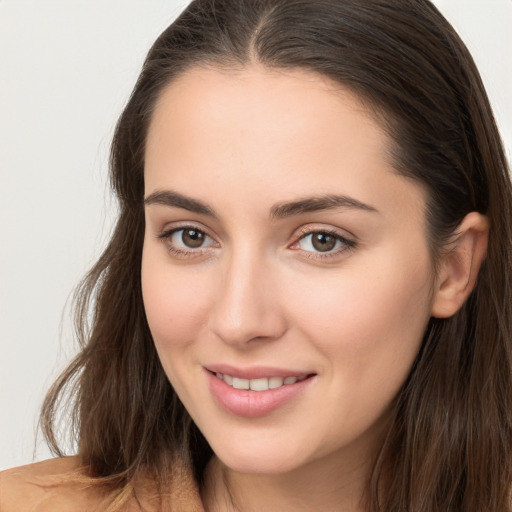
[208,248,288,346]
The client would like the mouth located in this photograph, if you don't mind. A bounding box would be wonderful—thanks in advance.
[205,366,317,417]
[211,371,312,391]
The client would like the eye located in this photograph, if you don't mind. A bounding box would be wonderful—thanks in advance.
[299,232,340,252]
[157,225,218,257]
[171,228,211,249]
[294,229,356,256]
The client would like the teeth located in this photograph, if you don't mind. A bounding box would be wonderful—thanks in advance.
[216,373,307,391]
[268,377,284,389]
[250,378,269,391]
[232,377,250,390]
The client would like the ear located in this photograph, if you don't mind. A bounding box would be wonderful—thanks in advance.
[431,212,489,319]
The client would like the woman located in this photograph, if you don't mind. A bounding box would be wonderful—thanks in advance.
[2,0,511,510]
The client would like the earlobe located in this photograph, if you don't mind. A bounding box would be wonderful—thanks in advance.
[431,212,489,319]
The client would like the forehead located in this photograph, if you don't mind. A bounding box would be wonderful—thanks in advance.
[144,64,425,222]
[147,64,382,137]
[145,65,390,175]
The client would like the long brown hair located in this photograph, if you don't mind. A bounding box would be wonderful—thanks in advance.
[40,0,512,510]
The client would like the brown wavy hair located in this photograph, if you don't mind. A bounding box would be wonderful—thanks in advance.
[40,0,512,510]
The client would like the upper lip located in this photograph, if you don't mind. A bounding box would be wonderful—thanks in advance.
[205,364,315,380]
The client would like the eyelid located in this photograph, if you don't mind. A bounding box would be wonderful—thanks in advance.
[294,224,356,241]
[156,222,220,257]
[156,221,217,241]
[154,221,356,260]
[289,225,357,258]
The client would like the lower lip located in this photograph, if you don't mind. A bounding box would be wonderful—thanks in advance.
[206,370,315,418]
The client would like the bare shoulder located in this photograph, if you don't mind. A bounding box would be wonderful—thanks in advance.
[0,457,106,512]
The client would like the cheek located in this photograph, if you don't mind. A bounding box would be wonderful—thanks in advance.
[284,253,433,443]
[141,247,213,351]
[287,248,433,377]
[141,248,217,408]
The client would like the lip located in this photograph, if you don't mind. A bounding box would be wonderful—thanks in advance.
[205,368,316,418]
[205,363,313,380]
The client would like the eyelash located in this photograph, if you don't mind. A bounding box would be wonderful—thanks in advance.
[157,225,217,258]
[292,228,356,260]
[156,225,356,260]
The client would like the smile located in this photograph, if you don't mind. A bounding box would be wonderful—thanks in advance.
[206,368,316,418]
[214,372,310,391]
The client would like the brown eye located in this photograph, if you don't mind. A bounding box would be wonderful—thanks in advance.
[181,228,205,248]
[311,233,336,252]
[296,230,353,255]
[164,227,215,252]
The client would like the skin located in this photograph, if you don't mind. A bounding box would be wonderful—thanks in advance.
[0,64,488,512]
[141,65,488,511]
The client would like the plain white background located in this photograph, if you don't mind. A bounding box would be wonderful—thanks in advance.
[1,0,511,471]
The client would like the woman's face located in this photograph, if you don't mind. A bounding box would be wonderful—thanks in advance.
[142,65,436,475]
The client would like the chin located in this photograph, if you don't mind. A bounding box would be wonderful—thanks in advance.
[208,436,312,475]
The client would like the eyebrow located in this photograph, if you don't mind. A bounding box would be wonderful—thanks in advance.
[144,190,216,216]
[144,190,379,218]
[270,194,379,218]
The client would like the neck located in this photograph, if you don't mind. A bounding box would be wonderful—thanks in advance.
[201,449,373,512]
